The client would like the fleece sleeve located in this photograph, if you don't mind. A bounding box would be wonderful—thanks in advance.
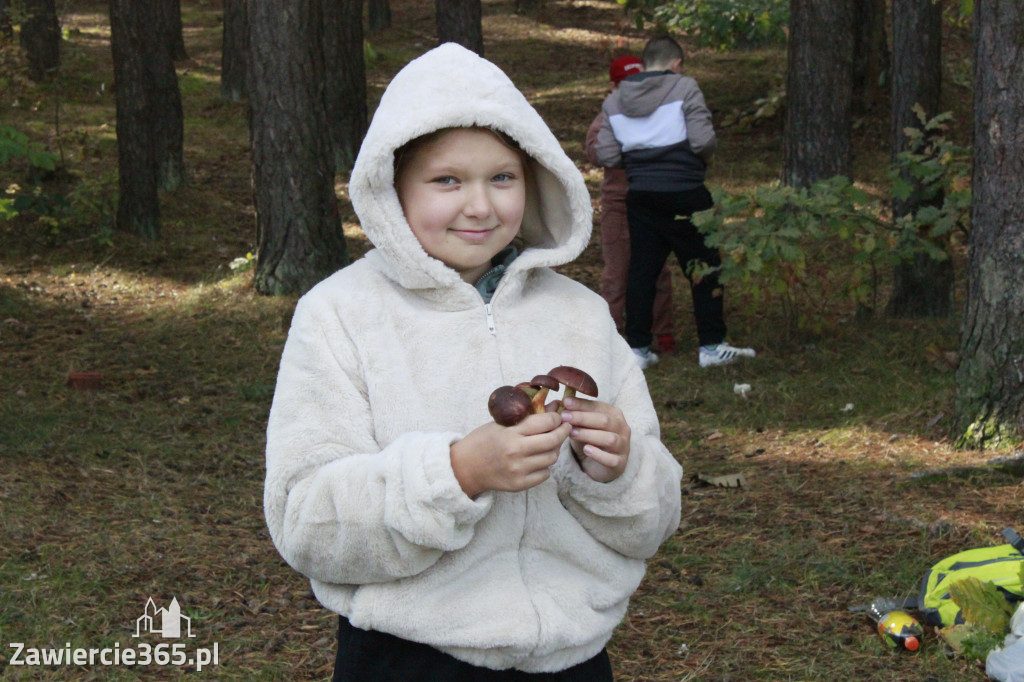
[263,297,492,586]
[554,333,683,560]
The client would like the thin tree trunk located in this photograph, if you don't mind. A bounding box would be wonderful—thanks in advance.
[851,0,889,116]
[885,0,951,318]
[221,0,248,101]
[368,0,391,31]
[781,0,854,187]
[110,0,161,239]
[953,0,1024,448]
[21,0,60,81]
[248,0,349,296]
[153,0,186,191]
[323,0,367,173]
[435,0,483,56]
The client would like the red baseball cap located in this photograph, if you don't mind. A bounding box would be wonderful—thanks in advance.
[609,55,642,84]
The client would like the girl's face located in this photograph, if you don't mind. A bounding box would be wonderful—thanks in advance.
[395,128,526,284]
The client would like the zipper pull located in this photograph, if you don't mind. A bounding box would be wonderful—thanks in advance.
[484,303,496,335]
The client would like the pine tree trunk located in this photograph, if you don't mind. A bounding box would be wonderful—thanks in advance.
[153,0,186,191]
[435,0,483,56]
[248,0,349,296]
[20,0,60,81]
[221,0,248,101]
[368,0,391,32]
[781,0,854,187]
[166,0,188,61]
[953,0,1024,448]
[851,0,889,116]
[322,0,367,173]
[110,0,161,239]
[885,0,951,318]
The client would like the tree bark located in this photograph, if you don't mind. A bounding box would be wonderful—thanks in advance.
[109,0,161,239]
[953,0,1024,448]
[248,0,349,296]
[851,0,889,116]
[221,0,248,101]
[781,0,854,187]
[165,0,188,61]
[322,0,367,173]
[885,0,951,318]
[152,0,186,192]
[368,0,391,32]
[20,0,60,81]
[435,0,483,56]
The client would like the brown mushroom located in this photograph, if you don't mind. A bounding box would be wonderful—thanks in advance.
[547,366,598,409]
[527,374,559,413]
[487,385,532,426]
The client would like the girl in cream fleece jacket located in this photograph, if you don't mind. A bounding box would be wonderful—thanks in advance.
[264,43,682,679]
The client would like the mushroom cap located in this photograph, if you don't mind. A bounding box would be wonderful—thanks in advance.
[547,365,598,397]
[488,385,532,426]
[529,374,560,391]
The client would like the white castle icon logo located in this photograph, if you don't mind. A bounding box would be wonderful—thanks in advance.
[133,597,195,639]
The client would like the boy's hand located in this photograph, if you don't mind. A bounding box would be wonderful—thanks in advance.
[559,396,631,483]
[450,412,571,498]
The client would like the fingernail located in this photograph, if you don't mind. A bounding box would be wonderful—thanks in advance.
[564,397,576,409]
[561,411,573,422]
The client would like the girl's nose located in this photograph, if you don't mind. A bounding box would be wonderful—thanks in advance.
[461,183,493,219]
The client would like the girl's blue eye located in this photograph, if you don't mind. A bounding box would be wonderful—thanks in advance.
[492,173,514,183]
[432,176,457,185]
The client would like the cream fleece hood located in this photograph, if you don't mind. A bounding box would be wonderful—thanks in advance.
[349,43,593,292]
[266,43,682,674]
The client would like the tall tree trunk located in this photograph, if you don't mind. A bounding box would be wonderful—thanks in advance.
[367,0,391,31]
[322,0,367,173]
[165,0,188,61]
[851,0,889,116]
[435,0,483,56]
[248,0,349,296]
[20,0,60,81]
[885,0,951,318]
[953,0,1024,448]
[153,0,186,191]
[221,0,248,101]
[109,0,161,239]
[781,0,854,187]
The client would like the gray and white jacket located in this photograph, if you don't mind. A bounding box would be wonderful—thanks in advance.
[264,44,683,673]
[595,70,716,192]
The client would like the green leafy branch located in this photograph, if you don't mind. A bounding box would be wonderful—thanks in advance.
[691,111,970,336]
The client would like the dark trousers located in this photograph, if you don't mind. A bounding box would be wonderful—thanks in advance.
[332,616,613,682]
[625,185,726,349]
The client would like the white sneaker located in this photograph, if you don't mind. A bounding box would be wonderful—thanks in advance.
[632,347,660,370]
[699,343,756,368]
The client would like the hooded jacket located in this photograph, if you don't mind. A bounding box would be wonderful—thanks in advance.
[595,70,716,192]
[264,43,683,673]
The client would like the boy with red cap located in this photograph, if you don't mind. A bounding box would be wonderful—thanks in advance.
[585,55,676,363]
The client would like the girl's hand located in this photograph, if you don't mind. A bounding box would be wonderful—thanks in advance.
[450,412,571,498]
[559,396,630,483]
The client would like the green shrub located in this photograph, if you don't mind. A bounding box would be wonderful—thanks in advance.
[618,0,789,51]
[691,112,970,338]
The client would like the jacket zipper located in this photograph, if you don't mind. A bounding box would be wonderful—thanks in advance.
[484,303,496,335]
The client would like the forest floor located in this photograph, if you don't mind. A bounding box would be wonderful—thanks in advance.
[0,1,1018,680]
